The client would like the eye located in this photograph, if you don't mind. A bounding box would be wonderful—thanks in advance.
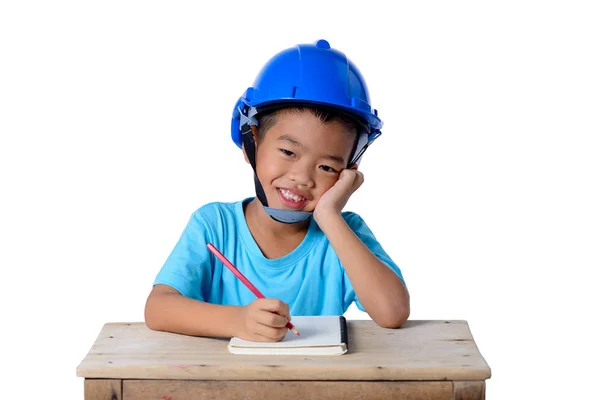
[319,165,339,173]
[279,149,295,157]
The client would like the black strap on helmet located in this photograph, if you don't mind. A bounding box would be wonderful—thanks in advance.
[239,113,270,211]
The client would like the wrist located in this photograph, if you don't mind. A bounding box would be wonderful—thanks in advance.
[228,306,245,338]
[314,210,344,232]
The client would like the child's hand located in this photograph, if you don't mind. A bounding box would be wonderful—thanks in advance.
[314,169,364,223]
[235,298,291,342]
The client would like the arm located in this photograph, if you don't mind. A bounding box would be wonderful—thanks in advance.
[146,211,241,337]
[145,284,293,341]
[148,209,292,340]
[314,169,410,328]
[145,284,241,337]
[317,213,410,328]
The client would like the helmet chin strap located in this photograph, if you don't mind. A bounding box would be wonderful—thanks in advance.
[238,106,378,225]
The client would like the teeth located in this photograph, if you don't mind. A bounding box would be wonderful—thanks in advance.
[280,189,305,202]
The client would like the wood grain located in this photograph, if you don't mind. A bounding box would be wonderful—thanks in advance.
[77,320,491,381]
[454,381,485,400]
[123,380,453,400]
[84,379,122,400]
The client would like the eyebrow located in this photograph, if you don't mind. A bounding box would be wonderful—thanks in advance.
[277,134,304,149]
[277,134,345,165]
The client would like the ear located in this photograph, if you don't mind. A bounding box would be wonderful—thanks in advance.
[242,125,260,164]
[242,142,250,164]
[347,162,359,171]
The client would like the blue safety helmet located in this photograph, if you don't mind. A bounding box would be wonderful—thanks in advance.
[231,39,383,224]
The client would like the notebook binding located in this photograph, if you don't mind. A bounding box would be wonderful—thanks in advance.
[339,316,348,351]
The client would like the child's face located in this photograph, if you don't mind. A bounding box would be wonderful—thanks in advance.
[248,109,356,213]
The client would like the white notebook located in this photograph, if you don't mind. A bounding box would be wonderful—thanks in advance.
[228,316,348,356]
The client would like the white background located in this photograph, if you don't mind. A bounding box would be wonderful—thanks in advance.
[1,1,599,398]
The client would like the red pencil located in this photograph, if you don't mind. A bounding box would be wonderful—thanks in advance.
[206,242,300,336]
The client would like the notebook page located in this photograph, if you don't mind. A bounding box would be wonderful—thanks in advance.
[229,316,342,348]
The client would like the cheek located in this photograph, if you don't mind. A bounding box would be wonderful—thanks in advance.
[313,175,339,196]
[256,152,284,180]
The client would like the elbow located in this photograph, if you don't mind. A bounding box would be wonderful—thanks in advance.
[144,307,157,331]
[376,306,410,329]
[144,314,160,332]
[144,296,163,332]
[144,284,183,332]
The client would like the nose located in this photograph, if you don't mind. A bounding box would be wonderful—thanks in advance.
[288,162,315,188]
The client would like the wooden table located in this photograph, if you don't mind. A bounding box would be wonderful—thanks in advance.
[77,320,491,399]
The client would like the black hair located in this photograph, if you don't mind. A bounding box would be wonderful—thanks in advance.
[255,105,361,143]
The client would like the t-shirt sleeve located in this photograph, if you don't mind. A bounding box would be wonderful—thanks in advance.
[153,211,214,301]
[342,212,406,312]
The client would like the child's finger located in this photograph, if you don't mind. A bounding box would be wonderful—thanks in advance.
[342,169,362,191]
[353,170,364,191]
[246,327,287,342]
[339,169,356,184]
[252,324,288,341]
[256,310,289,328]
[256,298,290,318]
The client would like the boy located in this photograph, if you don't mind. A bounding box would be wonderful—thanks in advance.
[145,39,410,342]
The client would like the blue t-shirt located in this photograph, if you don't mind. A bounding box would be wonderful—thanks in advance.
[153,198,405,316]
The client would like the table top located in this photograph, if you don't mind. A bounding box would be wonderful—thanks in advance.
[77,319,491,381]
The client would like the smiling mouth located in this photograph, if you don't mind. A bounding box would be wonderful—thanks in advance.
[277,188,308,209]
